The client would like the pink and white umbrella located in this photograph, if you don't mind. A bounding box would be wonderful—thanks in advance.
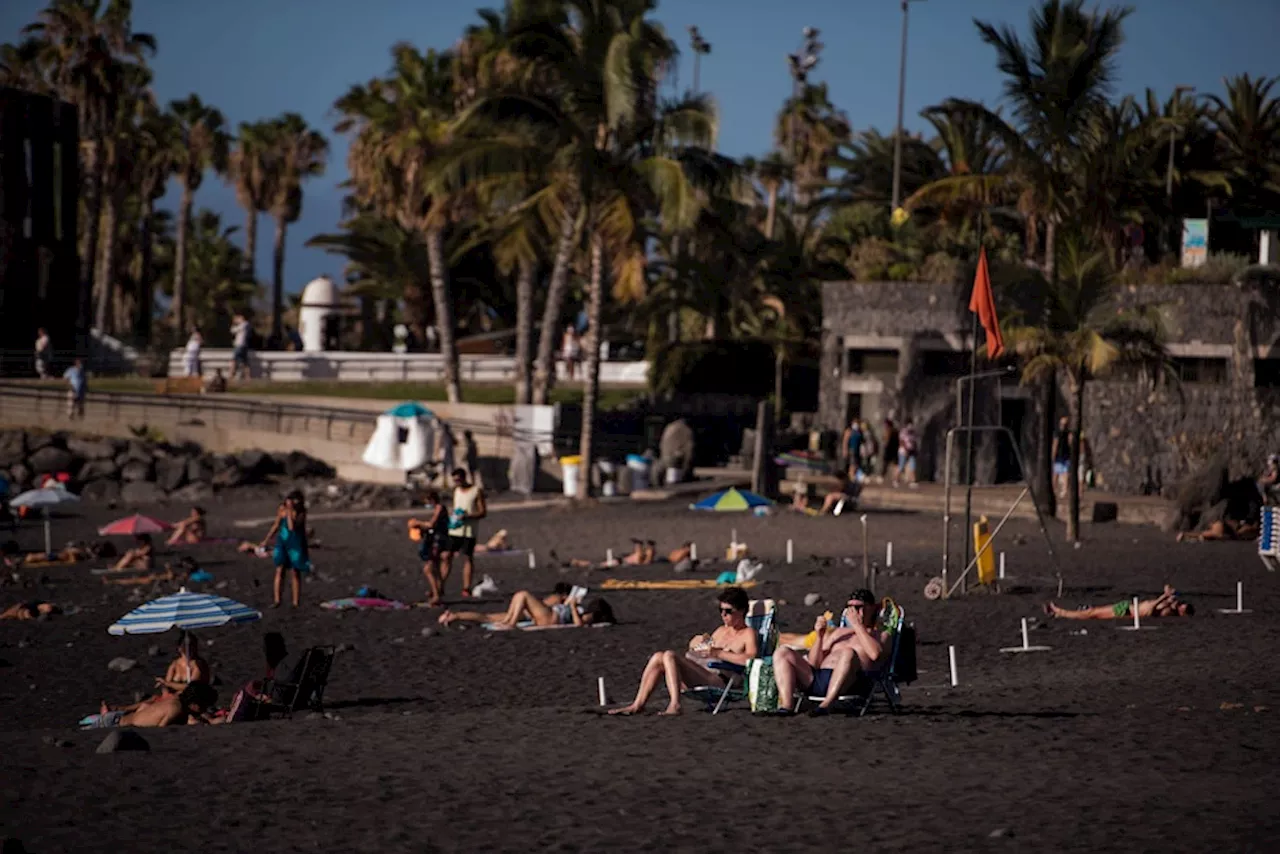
[98,514,172,536]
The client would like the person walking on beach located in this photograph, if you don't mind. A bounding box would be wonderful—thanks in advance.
[34,328,51,379]
[409,489,449,606]
[841,418,864,481]
[183,328,203,377]
[879,418,899,483]
[561,325,581,380]
[1051,415,1072,499]
[230,313,251,380]
[439,469,485,599]
[259,491,311,608]
[63,358,86,419]
[895,420,919,488]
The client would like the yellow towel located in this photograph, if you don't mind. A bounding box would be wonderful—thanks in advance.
[600,578,760,591]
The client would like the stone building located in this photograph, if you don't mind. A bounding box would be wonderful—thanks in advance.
[820,278,1280,495]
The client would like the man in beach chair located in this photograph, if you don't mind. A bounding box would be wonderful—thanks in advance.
[608,587,761,716]
[771,589,894,716]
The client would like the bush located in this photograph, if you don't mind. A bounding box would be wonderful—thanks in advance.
[1116,252,1252,286]
[849,237,895,281]
[649,340,779,398]
[918,251,963,285]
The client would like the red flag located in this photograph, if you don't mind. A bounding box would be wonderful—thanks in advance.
[968,247,1004,360]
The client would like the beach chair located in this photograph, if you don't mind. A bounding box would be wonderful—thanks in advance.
[265,645,337,717]
[799,599,913,716]
[1259,507,1280,572]
[685,599,778,715]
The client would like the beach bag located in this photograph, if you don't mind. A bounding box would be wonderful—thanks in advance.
[895,624,918,684]
[747,659,779,712]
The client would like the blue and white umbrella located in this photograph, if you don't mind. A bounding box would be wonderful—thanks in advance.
[9,485,80,554]
[108,588,261,636]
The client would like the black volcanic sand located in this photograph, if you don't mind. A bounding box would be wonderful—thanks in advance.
[3,498,1280,852]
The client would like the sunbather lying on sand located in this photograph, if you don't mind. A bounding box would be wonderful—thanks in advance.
[473,529,512,553]
[91,682,217,728]
[438,584,615,629]
[608,587,758,716]
[1176,517,1258,542]
[1,600,61,620]
[1044,585,1193,620]
[167,506,207,545]
[113,534,155,571]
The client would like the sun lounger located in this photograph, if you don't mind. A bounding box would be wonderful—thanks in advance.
[685,599,777,715]
[263,646,337,717]
[1260,507,1280,572]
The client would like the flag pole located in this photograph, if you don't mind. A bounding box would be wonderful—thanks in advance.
[961,210,990,595]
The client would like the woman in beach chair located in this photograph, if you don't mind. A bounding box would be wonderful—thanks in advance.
[1045,585,1193,620]
[113,533,155,571]
[438,584,614,629]
[608,587,759,716]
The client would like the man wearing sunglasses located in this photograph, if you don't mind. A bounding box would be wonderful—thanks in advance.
[771,588,888,716]
[609,587,759,716]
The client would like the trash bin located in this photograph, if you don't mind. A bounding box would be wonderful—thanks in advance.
[626,454,650,491]
[560,455,582,497]
[598,459,617,498]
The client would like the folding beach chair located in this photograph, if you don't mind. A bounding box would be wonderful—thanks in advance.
[685,599,778,715]
[1259,507,1280,572]
[265,645,337,717]
[799,599,914,716]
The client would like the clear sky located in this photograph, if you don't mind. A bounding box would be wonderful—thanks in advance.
[4,0,1278,297]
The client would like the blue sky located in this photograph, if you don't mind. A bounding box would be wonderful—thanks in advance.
[4,0,1278,297]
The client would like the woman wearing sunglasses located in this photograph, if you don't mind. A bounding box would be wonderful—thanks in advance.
[608,587,759,716]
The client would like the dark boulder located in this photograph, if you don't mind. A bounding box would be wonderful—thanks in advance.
[81,479,122,503]
[0,431,26,466]
[283,450,335,479]
[28,446,75,475]
[119,460,154,482]
[186,456,212,485]
[169,482,213,503]
[67,437,117,460]
[8,462,33,491]
[121,481,165,505]
[77,458,119,482]
[24,432,55,454]
[237,449,279,483]
[155,457,187,492]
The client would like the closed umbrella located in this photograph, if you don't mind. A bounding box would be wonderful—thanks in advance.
[9,486,81,554]
[99,514,173,536]
[108,588,261,635]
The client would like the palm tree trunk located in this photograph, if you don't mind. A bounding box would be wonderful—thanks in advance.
[243,207,258,280]
[1036,371,1057,518]
[173,180,194,330]
[403,279,432,347]
[1066,371,1085,542]
[1044,217,1057,281]
[94,170,123,334]
[666,233,682,344]
[79,140,103,337]
[425,227,461,403]
[514,256,535,405]
[532,204,580,405]
[136,198,155,348]
[576,232,605,500]
[765,183,778,239]
[270,215,287,346]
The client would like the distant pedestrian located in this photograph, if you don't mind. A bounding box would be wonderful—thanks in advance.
[561,325,582,380]
[879,418,899,483]
[230,314,251,380]
[895,420,918,488]
[841,418,864,481]
[34,328,51,379]
[463,429,480,484]
[63,358,86,419]
[183,328,203,377]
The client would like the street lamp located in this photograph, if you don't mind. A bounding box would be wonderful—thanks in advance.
[688,26,711,94]
[1166,85,1195,257]
[890,0,926,216]
[787,27,823,218]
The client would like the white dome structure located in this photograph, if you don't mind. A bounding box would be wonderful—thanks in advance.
[298,276,341,352]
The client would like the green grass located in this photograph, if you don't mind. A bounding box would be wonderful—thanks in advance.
[85,377,645,410]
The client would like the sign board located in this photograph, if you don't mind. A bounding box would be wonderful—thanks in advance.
[1181,218,1208,268]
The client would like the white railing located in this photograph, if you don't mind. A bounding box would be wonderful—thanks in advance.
[168,349,650,385]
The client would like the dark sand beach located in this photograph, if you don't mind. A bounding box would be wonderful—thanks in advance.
[3,497,1279,852]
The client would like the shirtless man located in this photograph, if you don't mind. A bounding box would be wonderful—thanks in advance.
[1045,585,1193,620]
[93,682,217,728]
[772,588,890,715]
[167,507,207,545]
[609,587,759,716]
[113,534,154,571]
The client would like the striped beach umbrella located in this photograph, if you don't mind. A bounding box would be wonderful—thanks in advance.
[690,487,774,512]
[108,588,261,635]
[9,485,80,554]
[98,513,173,536]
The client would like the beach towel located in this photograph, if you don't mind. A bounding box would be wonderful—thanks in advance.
[319,597,409,611]
[600,579,760,591]
[481,621,613,631]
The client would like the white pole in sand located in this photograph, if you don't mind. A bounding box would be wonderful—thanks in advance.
[606,548,614,565]
[948,646,958,687]
[1118,595,1157,631]
[528,550,536,569]
[1001,617,1052,653]
[1132,597,1140,630]
[786,539,794,564]
[691,542,698,562]
[597,677,607,706]
[731,528,738,549]
[1217,581,1252,615]
[999,552,1006,580]
[1021,617,1030,650]
[886,541,893,568]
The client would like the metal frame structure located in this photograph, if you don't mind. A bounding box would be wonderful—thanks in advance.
[941,425,1058,597]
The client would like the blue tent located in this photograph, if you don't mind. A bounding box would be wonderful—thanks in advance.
[385,401,434,419]
[690,487,773,512]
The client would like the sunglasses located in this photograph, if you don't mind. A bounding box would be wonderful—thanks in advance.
[719,607,737,615]
[847,602,869,611]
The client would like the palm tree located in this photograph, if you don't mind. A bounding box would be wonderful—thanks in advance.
[228,120,273,281]
[773,82,851,217]
[167,94,229,329]
[262,113,328,345]
[130,103,175,346]
[155,209,258,339]
[335,44,462,402]
[1207,74,1280,216]
[1004,238,1173,540]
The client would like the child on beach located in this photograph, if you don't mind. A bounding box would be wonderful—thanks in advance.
[259,491,311,608]
[408,489,449,606]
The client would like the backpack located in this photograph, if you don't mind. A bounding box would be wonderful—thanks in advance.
[894,624,918,684]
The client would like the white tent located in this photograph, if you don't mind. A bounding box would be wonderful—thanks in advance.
[362,402,436,471]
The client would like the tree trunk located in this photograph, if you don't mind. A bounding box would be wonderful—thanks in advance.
[532,204,580,405]
[93,145,121,334]
[243,206,258,280]
[425,226,461,403]
[576,231,605,500]
[1066,371,1085,542]
[270,214,287,346]
[514,256,535,405]
[79,140,103,336]
[1044,217,1058,281]
[136,197,155,347]
[1036,371,1057,518]
[172,180,194,330]
[774,345,785,423]
[402,279,432,347]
